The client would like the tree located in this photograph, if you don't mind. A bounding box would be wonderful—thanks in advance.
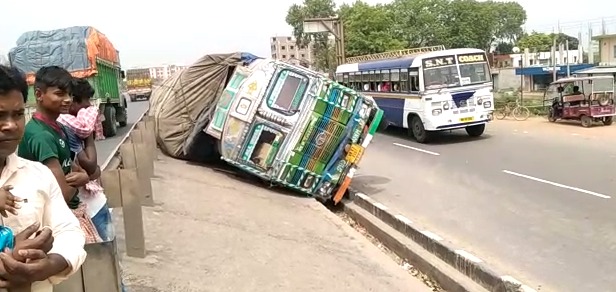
[339,1,405,57]
[285,0,336,71]
[388,0,450,47]
[387,0,526,50]
[494,42,514,54]
[516,32,579,51]
[554,33,579,50]
[517,32,553,51]
[445,0,500,50]
[486,1,526,43]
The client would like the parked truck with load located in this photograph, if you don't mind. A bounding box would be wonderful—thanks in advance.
[126,68,152,102]
[9,26,128,137]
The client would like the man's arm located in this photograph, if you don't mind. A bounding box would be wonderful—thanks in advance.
[40,166,86,284]
[28,133,77,203]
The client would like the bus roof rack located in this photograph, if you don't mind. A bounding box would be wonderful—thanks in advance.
[346,45,446,63]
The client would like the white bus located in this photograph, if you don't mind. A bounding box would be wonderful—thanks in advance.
[335,46,494,143]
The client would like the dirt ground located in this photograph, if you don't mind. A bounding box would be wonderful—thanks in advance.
[111,154,432,292]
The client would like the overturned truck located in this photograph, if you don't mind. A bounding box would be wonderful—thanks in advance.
[149,53,383,203]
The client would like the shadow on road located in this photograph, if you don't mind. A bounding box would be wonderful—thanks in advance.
[351,175,390,196]
[378,126,492,145]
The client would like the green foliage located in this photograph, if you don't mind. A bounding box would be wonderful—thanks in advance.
[517,32,579,51]
[339,1,405,57]
[285,0,528,66]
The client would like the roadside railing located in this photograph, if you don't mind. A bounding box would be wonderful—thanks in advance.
[54,110,156,292]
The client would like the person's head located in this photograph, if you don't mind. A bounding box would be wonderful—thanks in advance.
[573,85,580,92]
[34,66,72,116]
[0,65,27,158]
[69,78,94,116]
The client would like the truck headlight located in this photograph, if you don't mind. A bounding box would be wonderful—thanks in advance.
[443,102,449,110]
[432,109,442,116]
[483,101,491,108]
[477,98,483,105]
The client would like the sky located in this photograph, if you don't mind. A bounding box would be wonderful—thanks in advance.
[0,0,614,68]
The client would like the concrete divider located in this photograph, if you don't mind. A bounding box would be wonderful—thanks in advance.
[54,110,158,292]
[342,191,537,292]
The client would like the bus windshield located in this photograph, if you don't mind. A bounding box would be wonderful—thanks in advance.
[424,65,459,89]
[423,53,491,90]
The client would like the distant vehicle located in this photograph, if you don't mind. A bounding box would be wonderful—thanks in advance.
[545,76,615,127]
[336,46,494,143]
[126,68,152,102]
[9,26,128,137]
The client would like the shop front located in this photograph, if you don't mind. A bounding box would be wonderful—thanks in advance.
[515,64,594,91]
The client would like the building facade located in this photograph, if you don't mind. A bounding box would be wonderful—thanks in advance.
[270,36,315,68]
[574,34,616,77]
[490,49,591,91]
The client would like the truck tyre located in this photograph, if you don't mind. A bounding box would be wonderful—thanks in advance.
[465,124,485,137]
[409,115,431,143]
[117,105,128,127]
[102,106,118,137]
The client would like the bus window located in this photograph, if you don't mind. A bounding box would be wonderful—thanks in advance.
[335,73,343,83]
[343,73,349,87]
[381,69,391,92]
[348,72,354,89]
[391,69,400,92]
[400,68,409,92]
[369,70,377,91]
[409,68,419,92]
[362,71,369,91]
[459,62,490,85]
[424,66,459,89]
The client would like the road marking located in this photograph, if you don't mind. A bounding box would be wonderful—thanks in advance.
[502,170,611,199]
[455,250,483,263]
[393,143,440,156]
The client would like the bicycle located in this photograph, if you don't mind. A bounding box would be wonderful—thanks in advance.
[494,100,530,121]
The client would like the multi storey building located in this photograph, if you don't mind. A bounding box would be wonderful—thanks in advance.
[270,36,315,68]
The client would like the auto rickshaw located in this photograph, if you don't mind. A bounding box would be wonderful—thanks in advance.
[545,76,615,127]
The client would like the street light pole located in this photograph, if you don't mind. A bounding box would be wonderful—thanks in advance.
[520,53,524,106]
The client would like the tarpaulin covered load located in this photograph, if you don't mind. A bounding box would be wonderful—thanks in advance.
[9,26,119,85]
[149,52,261,160]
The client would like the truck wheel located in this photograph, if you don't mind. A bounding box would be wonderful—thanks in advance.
[117,106,128,127]
[409,115,431,143]
[102,106,118,137]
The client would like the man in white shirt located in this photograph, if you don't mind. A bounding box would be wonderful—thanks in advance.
[0,65,86,290]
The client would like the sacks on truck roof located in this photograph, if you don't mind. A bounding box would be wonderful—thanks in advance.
[9,26,118,84]
[148,52,261,160]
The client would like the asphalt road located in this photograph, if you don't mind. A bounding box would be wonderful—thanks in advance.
[352,119,616,292]
[95,100,149,163]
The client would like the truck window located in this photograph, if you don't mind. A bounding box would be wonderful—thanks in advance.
[267,70,308,114]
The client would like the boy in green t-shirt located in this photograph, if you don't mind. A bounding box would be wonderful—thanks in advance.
[18,66,90,208]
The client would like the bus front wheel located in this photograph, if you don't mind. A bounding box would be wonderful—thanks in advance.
[465,124,485,137]
[409,115,431,143]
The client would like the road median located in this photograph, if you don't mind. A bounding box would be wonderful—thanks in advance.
[342,191,537,292]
